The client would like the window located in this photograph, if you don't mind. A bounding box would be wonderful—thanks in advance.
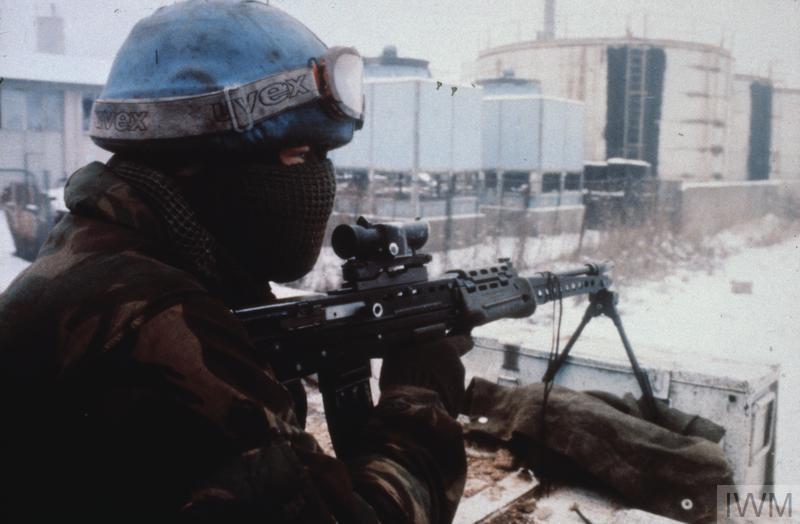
[26,91,63,131]
[564,173,582,191]
[0,88,26,130]
[541,173,562,193]
[502,172,529,192]
[1,89,65,132]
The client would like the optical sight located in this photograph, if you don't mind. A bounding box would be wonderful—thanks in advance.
[332,216,429,263]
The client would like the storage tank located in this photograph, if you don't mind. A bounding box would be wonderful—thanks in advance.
[470,37,733,181]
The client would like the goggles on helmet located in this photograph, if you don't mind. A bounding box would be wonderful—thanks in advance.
[90,46,364,141]
[312,46,364,122]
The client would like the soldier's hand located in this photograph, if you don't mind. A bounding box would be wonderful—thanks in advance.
[379,335,471,417]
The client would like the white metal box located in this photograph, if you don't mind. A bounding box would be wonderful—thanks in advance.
[463,337,779,487]
[330,78,482,172]
[481,95,585,172]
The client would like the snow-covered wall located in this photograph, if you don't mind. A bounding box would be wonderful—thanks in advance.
[679,180,783,236]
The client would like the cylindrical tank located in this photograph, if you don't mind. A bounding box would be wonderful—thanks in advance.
[471,37,733,181]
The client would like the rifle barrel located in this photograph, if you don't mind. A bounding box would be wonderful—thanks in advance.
[526,263,612,305]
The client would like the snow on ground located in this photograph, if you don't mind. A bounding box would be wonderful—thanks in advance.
[293,215,800,484]
[474,217,800,484]
[2,210,798,483]
[476,216,799,360]
[0,213,32,291]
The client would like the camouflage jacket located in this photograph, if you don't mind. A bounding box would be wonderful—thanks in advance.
[0,161,466,522]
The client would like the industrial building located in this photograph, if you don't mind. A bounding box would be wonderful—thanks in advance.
[0,4,111,191]
[0,57,111,189]
[468,0,799,185]
[328,45,589,250]
[471,36,733,181]
[332,48,587,211]
[2,2,795,256]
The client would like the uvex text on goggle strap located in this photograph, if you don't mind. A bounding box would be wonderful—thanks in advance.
[90,46,364,140]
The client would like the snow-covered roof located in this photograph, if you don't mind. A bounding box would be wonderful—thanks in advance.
[0,52,110,87]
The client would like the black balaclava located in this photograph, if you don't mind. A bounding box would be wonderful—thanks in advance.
[110,154,335,294]
[196,158,336,283]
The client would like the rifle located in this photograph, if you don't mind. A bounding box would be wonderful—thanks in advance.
[234,217,615,456]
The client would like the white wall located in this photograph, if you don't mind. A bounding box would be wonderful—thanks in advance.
[658,45,732,181]
[772,88,800,181]
[727,76,754,181]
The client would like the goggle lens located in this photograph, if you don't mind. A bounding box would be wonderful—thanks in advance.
[323,47,364,121]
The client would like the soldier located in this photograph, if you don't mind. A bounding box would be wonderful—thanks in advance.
[0,1,468,521]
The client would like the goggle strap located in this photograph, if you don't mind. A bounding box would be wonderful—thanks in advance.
[223,85,255,133]
[90,66,321,140]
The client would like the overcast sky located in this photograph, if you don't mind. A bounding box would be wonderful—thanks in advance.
[2,0,799,86]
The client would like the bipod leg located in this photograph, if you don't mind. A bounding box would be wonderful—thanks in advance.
[599,293,660,423]
[541,291,605,383]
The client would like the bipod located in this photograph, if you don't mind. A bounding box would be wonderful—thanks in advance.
[541,288,660,423]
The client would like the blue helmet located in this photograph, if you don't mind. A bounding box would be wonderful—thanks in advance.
[91,0,363,155]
